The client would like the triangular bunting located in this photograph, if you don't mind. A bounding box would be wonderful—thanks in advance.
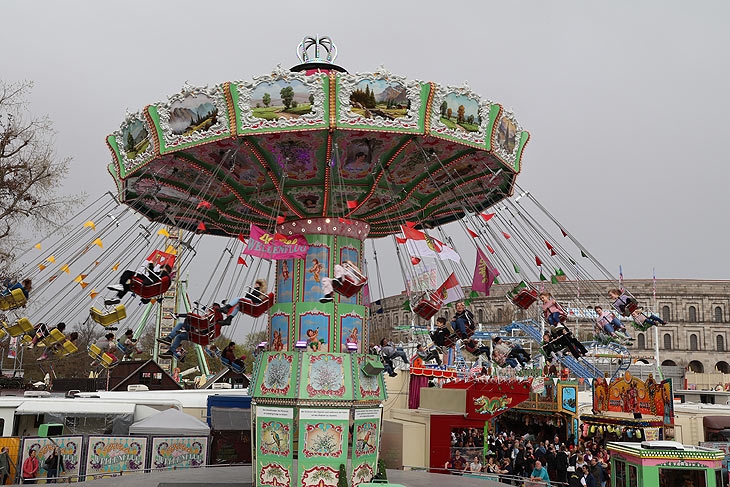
[401,299,411,311]
[338,217,352,224]
[276,216,286,224]
[38,264,47,271]
[493,277,499,285]
[470,290,479,298]
[480,213,495,222]
[80,282,89,289]
[410,257,421,265]
[513,263,520,274]
[92,238,103,248]
[539,273,547,281]
[535,256,542,266]
[73,275,83,283]
[581,250,587,258]
[150,299,157,304]
[237,256,248,266]
[60,264,70,274]
[395,237,407,244]
[157,228,170,237]
[112,262,120,271]
[34,243,41,250]
[238,232,247,244]
[502,232,511,239]
[48,275,57,282]
[196,222,206,231]
[89,290,99,299]
[94,261,100,266]
[551,275,559,284]
[47,256,56,263]
[569,258,576,265]
[466,228,478,238]
[83,221,96,231]
[346,201,358,209]
[197,201,211,209]
[164,245,177,255]
[560,228,567,237]
[486,245,494,254]
[464,299,471,306]
[405,221,417,228]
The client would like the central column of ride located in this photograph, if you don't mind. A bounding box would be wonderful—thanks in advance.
[250,218,386,487]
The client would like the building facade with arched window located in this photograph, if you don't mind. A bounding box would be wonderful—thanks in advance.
[370,279,730,374]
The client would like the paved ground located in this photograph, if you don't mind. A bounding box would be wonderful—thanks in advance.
[10,466,510,486]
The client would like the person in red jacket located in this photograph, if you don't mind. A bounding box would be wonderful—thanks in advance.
[22,448,39,484]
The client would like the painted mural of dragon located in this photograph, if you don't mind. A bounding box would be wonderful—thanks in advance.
[474,395,512,415]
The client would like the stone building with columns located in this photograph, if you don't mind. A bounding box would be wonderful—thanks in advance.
[369,279,730,374]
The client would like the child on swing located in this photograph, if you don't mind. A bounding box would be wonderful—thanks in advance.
[320,260,364,303]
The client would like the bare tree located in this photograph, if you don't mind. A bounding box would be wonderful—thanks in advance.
[0,80,79,269]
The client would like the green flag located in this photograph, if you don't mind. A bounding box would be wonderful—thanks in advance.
[513,263,520,274]
[581,250,587,258]
[557,268,566,276]
[464,299,471,306]
[494,277,499,285]
[551,275,559,284]
[402,299,410,311]
[470,290,479,298]
[539,272,547,281]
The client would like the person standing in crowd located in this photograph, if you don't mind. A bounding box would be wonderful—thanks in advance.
[555,443,569,484]
[530,459,550,485]
[0,447,10,485]
[21,449,38,484]
[582,464,596,487]
[590,457,607,487]
[43,447,63,483]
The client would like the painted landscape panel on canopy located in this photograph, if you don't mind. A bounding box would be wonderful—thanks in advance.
[429,84,494,149]
[236,72,328,134]
[492,111,528,173]
[256,131,327,182]
[337,73,426,133]
[109,114,157,178]
[153,85,231,154]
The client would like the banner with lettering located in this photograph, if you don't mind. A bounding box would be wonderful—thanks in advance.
[243,224,309,260]
[85,436,147,477]
[255,406,294,487]
[150,437,208,469]
[351,408,381,487]
[20,436,83,481]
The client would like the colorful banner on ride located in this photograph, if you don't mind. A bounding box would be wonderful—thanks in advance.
[243,224,309,260]
[351,408,381,487]
[297,408,350,487]
[443,378,532,421]
[149,437,208,469]
[20,436,83,482]
[592,372,674,424]
[255,406,295,487]
[85,436,147,478]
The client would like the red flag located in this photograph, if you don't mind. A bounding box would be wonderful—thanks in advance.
[274,232,287,241]
[395,236,407,244]
[487,245,494,254]
[545,240,556,256]
[467,228,478,238]
[237,256,248,266]
[472,247,499,296]
[502,231,510,239]
[560,228,567,237]
[338,217,351,224]
[437,272,464,303]
[238,232,246,244]
[411,257,421,265]
[276,216,286,224]
[405,221,417,228]
[197,201,211,209]
[347,200,358,209]
[480,213,495,222]
[535,256,542,266]
[197,222,206,232]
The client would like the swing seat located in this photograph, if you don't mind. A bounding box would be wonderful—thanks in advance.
[613,295,639,316]
[0,328,7,342]
[38,328,65,348]
[88,344,116,368]
[221,356,245,374]
[4,318,34,337]
[510,288,538,309]
[129,275,171,299]
[241,293,274,318]
[0,288,27,311]
[54,340,78,357]
[332,273,367,298]
[20,334,33,345]
[413,291,443,320]
[90,304,127,327]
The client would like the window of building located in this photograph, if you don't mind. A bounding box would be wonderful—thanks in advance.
[661,306,671,322]
[718,335,725,352]
[715,306,724,323]
[637,333,645,350]
[139,371,163,386]
[477,309,484,323]
[688,306,697,322]
[614,460,626,487]
[497,308,503,321]
[690,334,698,351]
[663,333,672,350]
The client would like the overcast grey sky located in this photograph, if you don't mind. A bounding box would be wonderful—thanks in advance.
[2,1,729,338]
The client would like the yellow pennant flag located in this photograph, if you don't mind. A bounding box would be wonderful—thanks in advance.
[92,238,103,248]
[112,262,120,271]
[47,256,56,263]
[158,228,170,237]
[80,282,89,289]
[89,290,99,299]
[150,299,157,304]
[60,264,70,274]
[34,243,41,250]
[164,245,177,255]
[83,221,96,231]
[94,261,100,266]
[73,275,82,283]
[38,264,47,271]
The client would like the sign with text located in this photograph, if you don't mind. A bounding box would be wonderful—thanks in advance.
[85,436,147,477]
[20,436,83,481]
[150,437,208,470]
[243,224,309,260]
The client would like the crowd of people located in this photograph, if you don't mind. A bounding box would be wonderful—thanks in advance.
[445,430,612,486]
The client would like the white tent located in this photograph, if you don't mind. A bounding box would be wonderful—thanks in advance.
[128,407,210,435]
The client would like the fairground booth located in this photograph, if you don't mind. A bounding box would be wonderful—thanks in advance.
[607,441,724,487]
[582,372,674,443]
[492,379,580,443]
